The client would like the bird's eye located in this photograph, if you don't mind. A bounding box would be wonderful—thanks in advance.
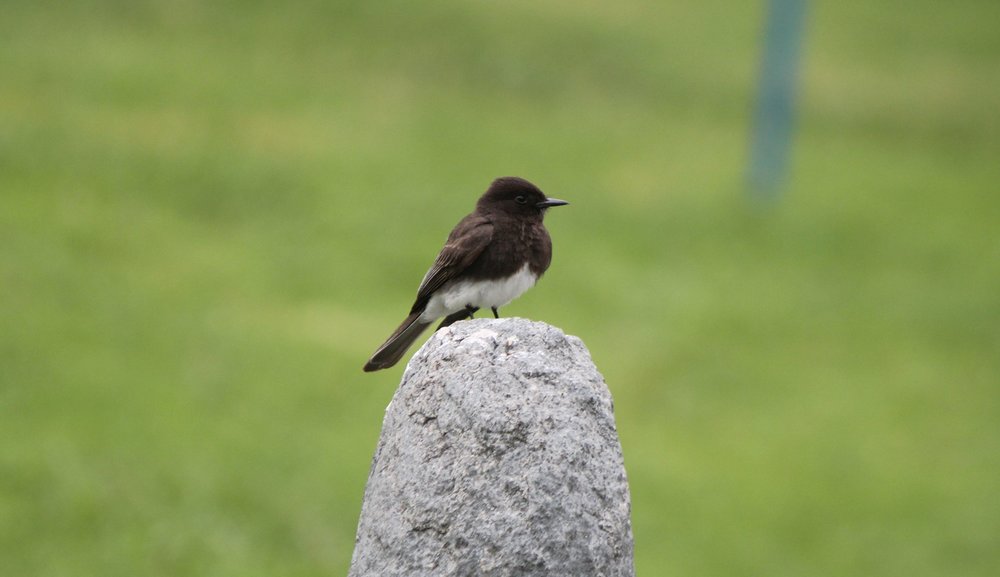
[515,195,527,204]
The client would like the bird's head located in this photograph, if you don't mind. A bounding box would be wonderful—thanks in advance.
[477,176,569,217]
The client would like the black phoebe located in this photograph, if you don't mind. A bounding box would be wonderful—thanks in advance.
[363,176,568,372]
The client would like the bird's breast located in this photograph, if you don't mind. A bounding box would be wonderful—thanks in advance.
[421,263,538,320]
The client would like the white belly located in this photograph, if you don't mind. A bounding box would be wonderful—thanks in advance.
[421,263,538,321]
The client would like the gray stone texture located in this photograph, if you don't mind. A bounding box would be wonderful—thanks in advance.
[349,318,634,577]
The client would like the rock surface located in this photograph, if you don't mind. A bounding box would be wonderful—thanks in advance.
[349,318,634,577]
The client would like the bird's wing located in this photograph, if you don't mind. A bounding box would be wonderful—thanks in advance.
[411,215,494,313]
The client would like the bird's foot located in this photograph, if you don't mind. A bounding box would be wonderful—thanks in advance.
[491,306,499,318]
[437,306,478,331]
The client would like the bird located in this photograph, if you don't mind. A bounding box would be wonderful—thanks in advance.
[363,176,568,372]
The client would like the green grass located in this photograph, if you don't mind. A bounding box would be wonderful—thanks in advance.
[2,1,998,575]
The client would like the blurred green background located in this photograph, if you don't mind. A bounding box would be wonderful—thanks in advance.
[2,0,998,575]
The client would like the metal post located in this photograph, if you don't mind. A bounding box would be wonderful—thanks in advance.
[747,0,808,201]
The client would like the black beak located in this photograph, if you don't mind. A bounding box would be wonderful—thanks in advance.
[537,197,569,209]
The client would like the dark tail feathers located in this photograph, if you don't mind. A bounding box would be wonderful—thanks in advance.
[363,313,432,372]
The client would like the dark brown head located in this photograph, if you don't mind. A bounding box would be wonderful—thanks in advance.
[476,176,568,218]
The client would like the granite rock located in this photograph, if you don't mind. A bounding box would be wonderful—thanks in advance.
[349,318,634,577]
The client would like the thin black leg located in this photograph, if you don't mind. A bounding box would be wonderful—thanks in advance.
[436,306,480,330]
[491,306,499,318]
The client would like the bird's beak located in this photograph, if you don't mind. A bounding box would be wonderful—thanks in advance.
[537,198,569,208]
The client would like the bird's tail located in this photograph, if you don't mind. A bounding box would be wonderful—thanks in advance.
[363,312,432,372]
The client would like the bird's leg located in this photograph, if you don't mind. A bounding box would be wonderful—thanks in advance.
[437,306,480,331]
[491,306,499,318]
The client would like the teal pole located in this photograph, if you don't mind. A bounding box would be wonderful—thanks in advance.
[747,0,808,200]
